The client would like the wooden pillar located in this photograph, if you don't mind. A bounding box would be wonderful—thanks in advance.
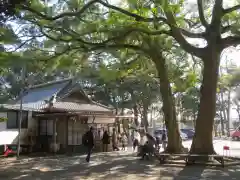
[37,118,41,151]
[66,116,68,146]
[52,118,57,153]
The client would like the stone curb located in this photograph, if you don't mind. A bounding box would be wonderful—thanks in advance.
[213,137,231,140]
[226,156,240,161]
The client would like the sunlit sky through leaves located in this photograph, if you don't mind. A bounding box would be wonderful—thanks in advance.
[9,0,240,120]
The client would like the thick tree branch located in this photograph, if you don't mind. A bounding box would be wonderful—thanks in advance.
[224,4,240,14]
[98,0,210,40]
[42,25,171,45]
[197,0,209,28]
[89,44,148,55]
[23,0,205,40]
[221,24,240,35]
[39,27,148,54]
[98,0,167,23]
[211,0,223,26]
[9,35,44,52]
[164,10,205,58]
[46,26,132,45]
[43,46,77,61]
[221,25,231,33]
[21,0,98,20]
[180,29,206,38]
[221,36,240,49]
[184,18,201,29]
[73,24,203,39]
[21,0,167,23]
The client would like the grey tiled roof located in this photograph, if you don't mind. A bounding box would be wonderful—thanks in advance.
[47,102,112,113]
[1,79,71,112]
[16,80,70,104]
[1,103,45,112]
[1,78,113,113]
[1,101,113,113]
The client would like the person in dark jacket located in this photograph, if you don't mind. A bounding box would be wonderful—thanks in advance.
[162,131,167,151]
[155,136,160,151]
[112,128,119,151]
[84,127,94,162]
[140,133,156,160]
[102,130,110,152]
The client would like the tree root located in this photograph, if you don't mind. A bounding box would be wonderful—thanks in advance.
[189,142,217,155]
[188,149,218,162]
[189,149,217,155]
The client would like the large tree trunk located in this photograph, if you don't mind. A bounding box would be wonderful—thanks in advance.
[190,48,220,154]
[193,108,196,128]
[237,108,240,122]
[218,95,225,135]
[114,108,121,134]
[213,122,219,137]
[220,110,225,136]
[142,104,149,132]
[220,91,227,126]
[153,53,183,153]
[226,90,231,136]
[133,104,139,127]
[130,90,140,127]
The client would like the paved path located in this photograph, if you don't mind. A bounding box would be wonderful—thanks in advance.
[0,151,240,180]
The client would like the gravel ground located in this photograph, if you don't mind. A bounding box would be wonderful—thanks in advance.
[0,151,240,180]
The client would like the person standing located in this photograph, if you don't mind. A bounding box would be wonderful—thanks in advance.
[102,130,110,152]
[82,127,94,162]
[97,130,102,140]
[133,130,140,152]
[138,130,147,156]
[112,128,119,151]
[121,132,128,151]
[146,133,156,156]
[161,130,167,151]
[155,136,160,152]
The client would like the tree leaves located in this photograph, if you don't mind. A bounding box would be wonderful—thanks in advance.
[0,25,20,45]
[229,68,240,86]
[29,0,45,12]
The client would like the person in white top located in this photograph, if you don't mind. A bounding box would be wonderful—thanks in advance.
[139,133,147,146]
[137,130,148,156]
[132,130,141,151]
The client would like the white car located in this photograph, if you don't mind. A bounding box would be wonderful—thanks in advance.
[180,132,188,140]
[154,129,187,141]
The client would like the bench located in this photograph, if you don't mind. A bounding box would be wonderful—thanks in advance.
[185,154,225,167]
[156,153,225,167]
[155,153,188,164]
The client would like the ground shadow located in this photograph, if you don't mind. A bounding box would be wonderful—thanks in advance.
[0,151,240,180]
[0,152,157,180]
[158,164,240,180]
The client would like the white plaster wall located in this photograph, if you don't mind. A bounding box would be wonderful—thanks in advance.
[0,111,37,145]
[28,111,35,129]
[88,117,115,124]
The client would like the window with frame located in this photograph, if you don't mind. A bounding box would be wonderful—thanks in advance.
[7,111,28,129]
